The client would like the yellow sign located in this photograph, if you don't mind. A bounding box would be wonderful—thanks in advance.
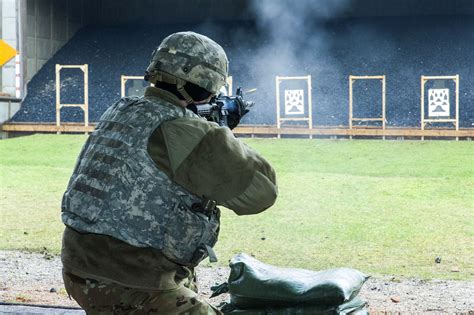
[0,40,17,67]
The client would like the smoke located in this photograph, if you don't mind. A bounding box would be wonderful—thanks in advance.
[192,0,356,123]
[238,0,353,123]
[248,0,351,73]
[252,0,350,41]
[197,0,451,127]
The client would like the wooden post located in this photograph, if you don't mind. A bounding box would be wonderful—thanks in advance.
[307,75,313,139]
[349,75,353,140]
[275,76,281,139]
[121,75,125,98]
[456,74,460,141]
[382,75,386,140]
[55,64,61,134]
[227,76,233,96]
[421,76,425,141]
[83,64,89,134]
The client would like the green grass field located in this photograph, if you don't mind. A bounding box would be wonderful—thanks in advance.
[0,134,473,280]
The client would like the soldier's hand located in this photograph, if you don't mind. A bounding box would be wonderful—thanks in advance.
[227,97,247,130]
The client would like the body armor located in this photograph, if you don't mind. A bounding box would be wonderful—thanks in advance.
[61,96,220,266]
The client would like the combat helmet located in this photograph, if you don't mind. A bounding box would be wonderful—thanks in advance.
[145,31,229,103]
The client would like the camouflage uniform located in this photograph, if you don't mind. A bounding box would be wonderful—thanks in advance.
[61,32,278,314]
[63,269,219,315]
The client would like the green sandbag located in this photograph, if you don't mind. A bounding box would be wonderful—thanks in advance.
[221,296,368,315]
[211,253,368,309]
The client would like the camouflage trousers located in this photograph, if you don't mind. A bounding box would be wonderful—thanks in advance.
[63,270,222,315]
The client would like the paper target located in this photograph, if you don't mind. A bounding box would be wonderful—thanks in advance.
[284,89,305,115]
[428,88,450,117]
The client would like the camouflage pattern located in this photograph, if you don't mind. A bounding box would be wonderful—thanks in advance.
[63,270,222,315]
[61,95,220,266]
[146,32,229,95]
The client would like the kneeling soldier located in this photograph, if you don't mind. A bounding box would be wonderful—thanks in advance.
[61,31,278,314]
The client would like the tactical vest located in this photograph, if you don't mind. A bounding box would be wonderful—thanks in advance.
[61,96,220,266]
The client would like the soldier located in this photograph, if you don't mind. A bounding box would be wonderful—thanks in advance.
[60,31,278,314]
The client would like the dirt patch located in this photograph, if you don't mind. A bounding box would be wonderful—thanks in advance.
[1,250,473,313]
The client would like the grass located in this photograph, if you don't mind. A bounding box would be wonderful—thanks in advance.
[0,134,473,280]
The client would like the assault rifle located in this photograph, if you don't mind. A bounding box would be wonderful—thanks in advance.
[188,87,255,130]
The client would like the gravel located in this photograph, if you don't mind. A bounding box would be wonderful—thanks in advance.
[1,250,473,314]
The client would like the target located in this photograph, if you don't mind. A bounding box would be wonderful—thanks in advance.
[428,88,450,117]
[275,75,312,138]
[284,89,305,115]
[421,75,459,140]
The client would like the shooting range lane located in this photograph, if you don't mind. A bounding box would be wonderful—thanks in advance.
[11,16,474,128]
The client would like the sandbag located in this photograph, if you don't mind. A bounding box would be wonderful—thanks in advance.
[211,253,368,309]
[220,296,368,314]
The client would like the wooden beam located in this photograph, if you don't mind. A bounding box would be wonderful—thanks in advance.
[231,126,474,137]
[1,123,95,133]
[279,118,311,121]
[422,75,458,81]
[424,119,457,123]
[57,65,87,70]
[1,123,473,138]
[276,76,309,80]
[350,75,385,80]
[60,104,88,107]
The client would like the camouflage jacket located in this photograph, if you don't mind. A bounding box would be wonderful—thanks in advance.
[62,88,220,266]
[61,87,277,285]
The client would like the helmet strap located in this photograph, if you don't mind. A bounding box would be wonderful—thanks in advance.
[176,81,194,105]
[152,71,195,104]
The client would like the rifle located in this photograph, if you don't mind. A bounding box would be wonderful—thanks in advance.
[188,87,255,130]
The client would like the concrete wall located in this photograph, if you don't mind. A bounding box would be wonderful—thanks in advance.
[1,0,93,124]
[0,0,20,125]
[24,0,93,82]
[1,0,17,96]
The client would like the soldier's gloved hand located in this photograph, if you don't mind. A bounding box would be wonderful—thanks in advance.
[227,96,248,130]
